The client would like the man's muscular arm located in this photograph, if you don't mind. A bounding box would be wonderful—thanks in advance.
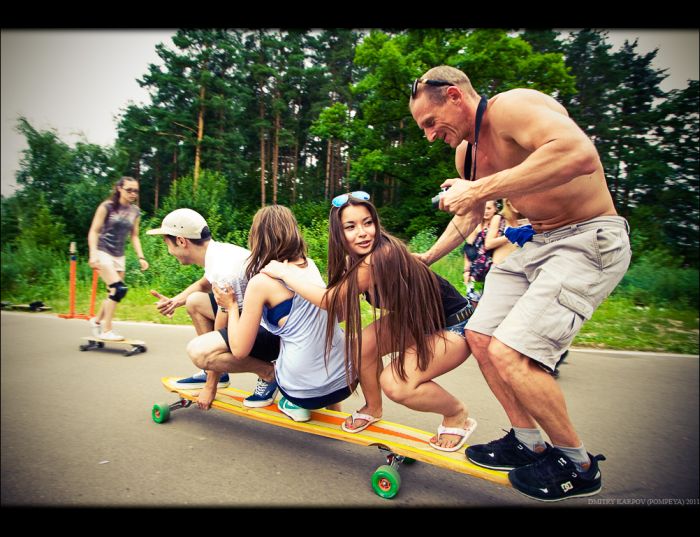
[440,91,599,216]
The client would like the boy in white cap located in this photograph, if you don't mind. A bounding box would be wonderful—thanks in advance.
[147,208,280,407]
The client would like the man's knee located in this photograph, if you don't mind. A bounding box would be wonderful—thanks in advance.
[487,339,528,383]
[466,330,492,365]
[186,292,213,318]
[187,337,215,370]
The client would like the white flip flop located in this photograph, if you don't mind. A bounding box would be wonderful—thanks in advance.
[429,417,478,452]
[341,411,381,433]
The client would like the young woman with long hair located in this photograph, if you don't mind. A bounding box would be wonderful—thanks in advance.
[262,193,476,452]
[87,176,148,340]
[208,205,354,422]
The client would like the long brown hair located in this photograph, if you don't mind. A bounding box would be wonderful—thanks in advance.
[245,205,307,281]
[325,198,445,382]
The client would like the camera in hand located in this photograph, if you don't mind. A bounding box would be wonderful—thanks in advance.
[431,189,446,208]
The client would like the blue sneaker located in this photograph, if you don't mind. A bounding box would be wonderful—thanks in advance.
[277,396,311,422]
[466,428,548,471]
[172,370,230,390]
[244,377,279,408]
[508,448,606,502]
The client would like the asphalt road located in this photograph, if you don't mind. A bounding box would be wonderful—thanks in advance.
[1,311,698,508]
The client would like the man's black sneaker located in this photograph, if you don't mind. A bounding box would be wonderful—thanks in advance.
[466,428,548,471]
[508,448,606,502]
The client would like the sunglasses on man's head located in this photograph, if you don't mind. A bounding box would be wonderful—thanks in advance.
[331,191,370,208]
[411,78,453,98]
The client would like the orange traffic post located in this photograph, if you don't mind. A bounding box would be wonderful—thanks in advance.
[59,242,92,320]
[88,268,99,318]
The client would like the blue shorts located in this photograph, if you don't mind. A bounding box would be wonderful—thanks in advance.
[445,318,468,338]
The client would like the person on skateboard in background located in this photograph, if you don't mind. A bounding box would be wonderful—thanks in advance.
[87,176,148,341]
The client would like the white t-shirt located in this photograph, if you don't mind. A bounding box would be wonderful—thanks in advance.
[203,240,250,305]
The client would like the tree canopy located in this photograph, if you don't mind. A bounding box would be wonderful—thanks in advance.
[4,28,698,268]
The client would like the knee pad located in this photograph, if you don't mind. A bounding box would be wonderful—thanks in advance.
[108,281,128,302]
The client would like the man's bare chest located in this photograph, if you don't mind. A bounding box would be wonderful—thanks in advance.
[474,137,529,179]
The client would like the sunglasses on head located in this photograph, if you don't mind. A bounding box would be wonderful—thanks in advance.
[123,188,139,194]
[331,191,370,208]
[411,78,453,98]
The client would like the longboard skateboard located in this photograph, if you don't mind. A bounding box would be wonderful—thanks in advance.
[80,337,147,356]
[153,376,509,499]
[1,301,51,312]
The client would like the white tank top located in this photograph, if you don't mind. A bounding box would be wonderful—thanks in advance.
[261,259,351,399]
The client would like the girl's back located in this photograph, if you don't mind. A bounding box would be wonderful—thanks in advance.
[261,258,349,400]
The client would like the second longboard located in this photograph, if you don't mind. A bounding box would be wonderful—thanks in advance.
[79,337,147,356]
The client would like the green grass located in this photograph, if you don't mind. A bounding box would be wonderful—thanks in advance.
[573,297,699,355]
[35,286,193,326]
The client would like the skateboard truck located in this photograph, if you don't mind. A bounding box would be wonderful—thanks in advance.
[151,397,192,424]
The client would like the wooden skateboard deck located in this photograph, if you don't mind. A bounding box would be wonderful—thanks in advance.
[80,337,147,356]
[153,376,509,498]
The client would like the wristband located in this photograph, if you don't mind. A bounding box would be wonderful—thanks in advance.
[139,257,146,260]
[220,307,228,313]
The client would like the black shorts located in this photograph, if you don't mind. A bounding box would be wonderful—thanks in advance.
[218,325,280,362]
[278,384,354,410]
[208,292,218,315]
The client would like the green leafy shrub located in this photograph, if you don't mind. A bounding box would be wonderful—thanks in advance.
[301,219,330,277]
[291,201,329,228]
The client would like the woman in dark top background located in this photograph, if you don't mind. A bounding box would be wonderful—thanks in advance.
[87,176,148,340]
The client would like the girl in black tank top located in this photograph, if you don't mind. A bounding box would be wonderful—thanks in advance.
[319,195,477,452]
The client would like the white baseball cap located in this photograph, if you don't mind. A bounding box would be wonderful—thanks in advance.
[147,208,208,239]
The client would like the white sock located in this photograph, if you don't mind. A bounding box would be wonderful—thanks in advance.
[554,444,591,472]
[513,427,546,452]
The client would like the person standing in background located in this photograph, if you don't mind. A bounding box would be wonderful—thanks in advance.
[87,176,148,341]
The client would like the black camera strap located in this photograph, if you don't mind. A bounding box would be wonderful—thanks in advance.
[463,95,488,181]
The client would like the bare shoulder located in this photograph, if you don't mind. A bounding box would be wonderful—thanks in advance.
[248,272,280,293]
[91,201,110,222]
[489,89,577,150]
[491,89,568,116]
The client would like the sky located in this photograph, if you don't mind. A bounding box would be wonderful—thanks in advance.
[2,29,698,197]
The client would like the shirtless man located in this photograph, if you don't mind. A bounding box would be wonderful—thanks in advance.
[410,65,631,501]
